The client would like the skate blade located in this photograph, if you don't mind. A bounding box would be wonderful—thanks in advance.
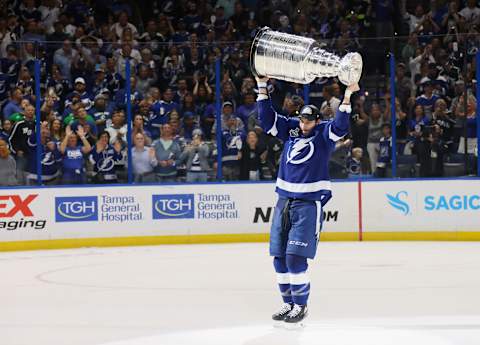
[272,320,285,328]
[283,320,306,330]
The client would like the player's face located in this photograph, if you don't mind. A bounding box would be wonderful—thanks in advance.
[299,117,317,135]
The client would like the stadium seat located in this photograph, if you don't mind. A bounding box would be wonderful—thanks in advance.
[443,163,465,177]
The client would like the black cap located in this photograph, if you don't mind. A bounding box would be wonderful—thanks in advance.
[298,105,320,121]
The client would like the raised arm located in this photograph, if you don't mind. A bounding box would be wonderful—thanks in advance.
[76,126,92,154]
[256,77,297,141]
[59,126,72,154]
[325,83,360,142]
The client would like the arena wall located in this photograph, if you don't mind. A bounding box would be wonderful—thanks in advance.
[0,179,479,251]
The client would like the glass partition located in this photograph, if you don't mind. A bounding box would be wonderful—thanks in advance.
[0,2,478,187]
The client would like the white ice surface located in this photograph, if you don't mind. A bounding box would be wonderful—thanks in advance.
[2,242,480,345]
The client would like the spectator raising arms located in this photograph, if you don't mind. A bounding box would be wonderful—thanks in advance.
[59,125,92,184]
[89,131,123,184]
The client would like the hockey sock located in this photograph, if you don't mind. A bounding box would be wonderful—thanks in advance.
[286,254,310,306]
[273,256,292,304]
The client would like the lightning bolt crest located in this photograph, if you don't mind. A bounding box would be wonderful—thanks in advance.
[287,137,315,164]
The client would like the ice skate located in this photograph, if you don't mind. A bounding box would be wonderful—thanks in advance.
[272,303,292,327]
[284,304,308,329]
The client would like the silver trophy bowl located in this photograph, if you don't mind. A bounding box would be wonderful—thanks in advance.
[250,27,363,85]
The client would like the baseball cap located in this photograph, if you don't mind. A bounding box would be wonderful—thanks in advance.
[298,105,320,121]
[95,65,105,73]
[75,77,86,84]
[222,101,233,108]
[94,93,108,101]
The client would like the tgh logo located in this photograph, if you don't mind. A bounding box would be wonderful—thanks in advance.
[152,194,195,219]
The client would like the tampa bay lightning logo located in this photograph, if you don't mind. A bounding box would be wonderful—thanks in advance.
[192,153,200,165]
[386,191,410,215]
[41,152,55,166]
[287,137,315,165]
[98,157,115,172]
[227,135,243,150]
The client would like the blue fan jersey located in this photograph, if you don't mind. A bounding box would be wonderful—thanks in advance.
[26,134,62,179]
[63,146,86,175]
[258,97,351,203]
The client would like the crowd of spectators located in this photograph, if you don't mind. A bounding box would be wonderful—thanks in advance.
[0,0,478,186]
[345,0,479,178]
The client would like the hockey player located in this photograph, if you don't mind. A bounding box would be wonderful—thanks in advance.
[256,76,359,327]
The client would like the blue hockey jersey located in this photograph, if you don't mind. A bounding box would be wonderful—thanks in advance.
[377,136,392,167]
[221,128,245,166]
[415,94,439,117]
[258,97,350,203]
[26,134,62,181]
[89,146,122,175]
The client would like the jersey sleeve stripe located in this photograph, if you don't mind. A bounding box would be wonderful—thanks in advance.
[328,124,345,142]
[267,112,279,136]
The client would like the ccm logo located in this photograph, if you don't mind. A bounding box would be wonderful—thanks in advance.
[0,195,38,217]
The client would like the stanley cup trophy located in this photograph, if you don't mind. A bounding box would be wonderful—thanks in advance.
[250,27,363,85]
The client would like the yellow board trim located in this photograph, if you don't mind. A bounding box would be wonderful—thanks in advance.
[0,232,357,252]
[363,232,480,241]
[0,233,269,252]
[1,231,480,252]
[320,232,359,241]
